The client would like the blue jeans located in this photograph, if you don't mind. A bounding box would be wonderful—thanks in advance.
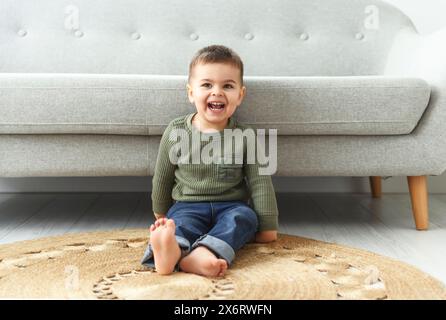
[141,200,258,271]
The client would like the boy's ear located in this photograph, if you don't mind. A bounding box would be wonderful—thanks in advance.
[237,85,247,106]
[186,84,194,104]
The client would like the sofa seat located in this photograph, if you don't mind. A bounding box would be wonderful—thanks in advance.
[0,74,430,136]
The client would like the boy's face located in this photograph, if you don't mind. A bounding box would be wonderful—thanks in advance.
[187,62,246,130]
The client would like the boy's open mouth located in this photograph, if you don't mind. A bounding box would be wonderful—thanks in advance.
[208,102,225,111]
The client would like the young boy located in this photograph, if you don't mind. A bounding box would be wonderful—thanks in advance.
[141,45,279,277]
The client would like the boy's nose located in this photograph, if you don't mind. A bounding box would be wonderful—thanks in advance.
[212,90,223,96]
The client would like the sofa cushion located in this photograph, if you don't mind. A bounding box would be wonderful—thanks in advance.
[0,74,430,136]
[237,76,431,135]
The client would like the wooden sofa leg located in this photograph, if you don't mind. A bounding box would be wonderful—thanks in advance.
[369,176,382,198]
[407,176,429,230]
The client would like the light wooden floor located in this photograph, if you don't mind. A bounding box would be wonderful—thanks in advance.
[0,192,445,284]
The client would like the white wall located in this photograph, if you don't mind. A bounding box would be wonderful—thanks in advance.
[385,0,446,34]
[1,0,446,193]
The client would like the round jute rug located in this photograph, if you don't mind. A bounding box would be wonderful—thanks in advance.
[0,229,444,300]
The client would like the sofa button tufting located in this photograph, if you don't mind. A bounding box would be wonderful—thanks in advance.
[355,32,365,40]
[17,29,27,37]
[299,33,309,41]
[190,33,199,41]
[131,32,141,40]
[74,30,84,38]
[244,33,254,40]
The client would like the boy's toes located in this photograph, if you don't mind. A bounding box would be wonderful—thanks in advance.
[151,219,173,234]
[166,219,176,228]
[209,259,228,277]
[218,260,228,276]
[157,218,167,226]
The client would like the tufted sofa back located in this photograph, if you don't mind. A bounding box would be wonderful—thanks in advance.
[0,0,417,76]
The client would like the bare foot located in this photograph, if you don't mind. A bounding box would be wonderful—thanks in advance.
[179,245,228,277]
[149,218,182,275]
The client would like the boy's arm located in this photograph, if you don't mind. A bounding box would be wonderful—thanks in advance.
[151,125,176,216]
[243,161,279,239]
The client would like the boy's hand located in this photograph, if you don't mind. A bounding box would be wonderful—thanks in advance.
[154,213,166,220]
[255,230,277,243]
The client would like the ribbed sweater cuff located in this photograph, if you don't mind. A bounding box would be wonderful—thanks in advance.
[257,215,279,231]
[152,200,173,215]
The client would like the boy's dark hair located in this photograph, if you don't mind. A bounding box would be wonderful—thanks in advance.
[188,45,244,85]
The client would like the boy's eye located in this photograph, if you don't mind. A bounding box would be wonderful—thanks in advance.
[201,83,234,89]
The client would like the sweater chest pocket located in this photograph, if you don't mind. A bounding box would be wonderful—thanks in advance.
[217,163,243,182]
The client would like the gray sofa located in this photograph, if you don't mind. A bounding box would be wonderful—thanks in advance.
[1,0,445,230]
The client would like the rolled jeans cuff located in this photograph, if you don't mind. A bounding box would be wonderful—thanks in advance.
[141,235,191,271]
[191,234,236,266]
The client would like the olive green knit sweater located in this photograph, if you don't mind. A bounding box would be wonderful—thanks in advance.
[151,113,279,231]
